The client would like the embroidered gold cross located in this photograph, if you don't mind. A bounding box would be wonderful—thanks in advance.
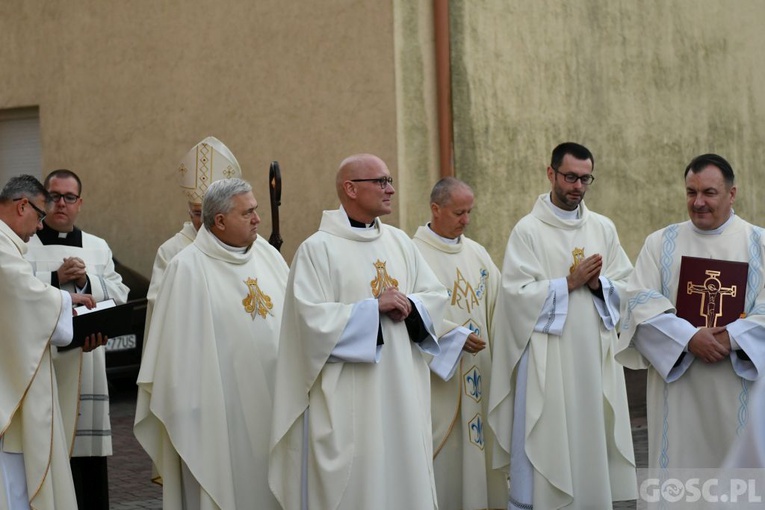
[687,270,737,328]
[242,277,273,319]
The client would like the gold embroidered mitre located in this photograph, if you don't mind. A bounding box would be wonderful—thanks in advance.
[178,136,242,204]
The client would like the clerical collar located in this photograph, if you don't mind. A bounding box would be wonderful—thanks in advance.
[36,222,83,247]
[348,217,375,228]
[691,210,735,236]
[338,205,376,229]
[211,233,250,253]
[426,223,460,245]
[543,193,580,220]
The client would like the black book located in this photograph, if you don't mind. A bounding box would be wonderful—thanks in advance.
[60,299,134,351]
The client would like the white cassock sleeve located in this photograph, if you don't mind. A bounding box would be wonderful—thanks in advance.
[591,275,620,331]
[632,313,697,381]
[533,277,568,335]
[329,295,442,364]
[51,290,73,347]
[328,298,381,363]
[408,294,440,356]
[429,325,469,381]
[534,276,621,336]
[725,318,765,380]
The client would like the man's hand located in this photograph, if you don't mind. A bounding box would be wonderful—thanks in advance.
[70,293,96,310]
[567,254,602,292]
[58,257,87,288]
[463,333,486,354]
[378,287,411,322]
[712,328,731,351]
[82,332,108,353]
[688,326,729,363]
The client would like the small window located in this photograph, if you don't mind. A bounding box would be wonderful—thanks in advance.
[0,107,42,186]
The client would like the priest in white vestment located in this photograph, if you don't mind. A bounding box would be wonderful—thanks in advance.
[25,169,129,509]
[617,154,765,469]
[488,143,636,509]
[0,175,98,510]
[135,178,288,510]
[723,377,765,468]
[144,136,243,353]
[269,154,457,510]
[413,177,508,510]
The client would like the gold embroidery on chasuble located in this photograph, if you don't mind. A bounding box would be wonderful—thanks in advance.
[569,247,585,274]
[450,267,481,314]
[370,259,399,298]
[242,277,274,319]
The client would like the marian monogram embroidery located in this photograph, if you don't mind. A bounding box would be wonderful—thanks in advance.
[242,277,273,319]
[569,247,585,274]
[370,260,399,297]
[449,267,487,314]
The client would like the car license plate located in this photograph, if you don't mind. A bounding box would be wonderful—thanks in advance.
[107,334,137,352]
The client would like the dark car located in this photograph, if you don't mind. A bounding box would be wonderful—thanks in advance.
[107,259,150,383]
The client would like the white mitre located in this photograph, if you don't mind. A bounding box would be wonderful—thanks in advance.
[178,136,242,204]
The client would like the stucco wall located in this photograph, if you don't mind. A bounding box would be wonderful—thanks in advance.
[5,1,764,276]
[451,1,765,265]
[0,0,399,276]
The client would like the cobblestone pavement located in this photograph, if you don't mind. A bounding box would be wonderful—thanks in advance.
[109,384,161,509]
[107,383,649,509]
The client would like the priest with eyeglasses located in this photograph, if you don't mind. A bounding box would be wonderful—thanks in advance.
[488,143,636,509]
[0,174,98,510]
[25,169,129,510]
[269,153,460,510]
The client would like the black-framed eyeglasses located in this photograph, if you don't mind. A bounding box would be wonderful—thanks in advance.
[13,197,46,223]
[554,169,595,185]
[48,192,80,204]
[350,176,394,189]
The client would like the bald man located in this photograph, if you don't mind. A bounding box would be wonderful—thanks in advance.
[270,154,456,510]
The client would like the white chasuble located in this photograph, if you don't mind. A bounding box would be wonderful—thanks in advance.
[618,216,765,468]
[134,226,288,510]
[144,221,197,350]
[26,229,129,458]
[0,220,77,510]
[488,195,636,509]
[269,209,448,510]
[413,226,508,510]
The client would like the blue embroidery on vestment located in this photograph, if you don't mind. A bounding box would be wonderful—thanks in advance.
[746,227,764,313]
[468,414,485,449]
[542,292,556,334]
[464,366,482,402]
[738,378,751,436]
[660,225,679,299]
[661,381,670,470]
[623,290,664,331]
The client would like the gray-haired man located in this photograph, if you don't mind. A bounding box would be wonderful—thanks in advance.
[135,178,288,509]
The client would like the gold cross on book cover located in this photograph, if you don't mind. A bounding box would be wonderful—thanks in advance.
[675,256,748,328]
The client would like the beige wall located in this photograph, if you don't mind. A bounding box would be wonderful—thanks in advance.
[0,0,402,276]
[451,0,765,265]
[4,1,765,277]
